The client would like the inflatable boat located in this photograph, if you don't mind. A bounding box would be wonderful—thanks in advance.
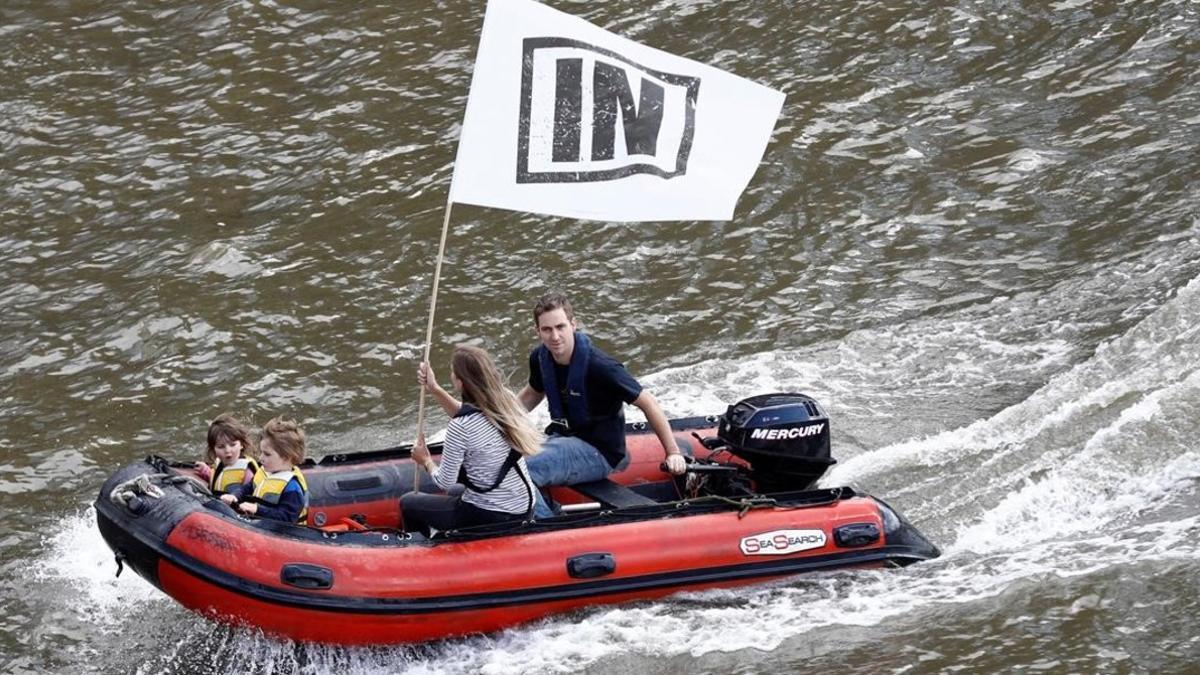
[94,393,939,645]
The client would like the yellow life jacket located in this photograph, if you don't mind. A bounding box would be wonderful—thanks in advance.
[209,457,262,494]
[252,467,309,524]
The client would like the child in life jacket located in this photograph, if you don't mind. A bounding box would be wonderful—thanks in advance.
[222,416,309,524]
[194,414,261,497]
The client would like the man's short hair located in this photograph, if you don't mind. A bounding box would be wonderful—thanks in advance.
[533,291,574,325]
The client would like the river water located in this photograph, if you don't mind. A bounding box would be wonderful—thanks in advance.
[3,0,1198,672]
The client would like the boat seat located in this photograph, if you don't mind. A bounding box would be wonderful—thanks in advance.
[569,479,658,509]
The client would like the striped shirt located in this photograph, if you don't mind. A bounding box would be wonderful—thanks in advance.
[430,410,536,516]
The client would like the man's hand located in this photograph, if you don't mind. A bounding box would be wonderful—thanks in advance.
[664,453,687,475]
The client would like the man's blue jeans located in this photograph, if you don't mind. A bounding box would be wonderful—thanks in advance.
[526,435,614,518]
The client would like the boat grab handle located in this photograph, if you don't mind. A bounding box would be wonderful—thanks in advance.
[567,553,616,579]
[281,563,334,590]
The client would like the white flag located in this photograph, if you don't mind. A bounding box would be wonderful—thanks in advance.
[448,0,785,222]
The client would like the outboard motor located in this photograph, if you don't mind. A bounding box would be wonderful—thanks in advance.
[717,393,835,493]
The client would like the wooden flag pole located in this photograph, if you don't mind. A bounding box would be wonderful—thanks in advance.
[413,196,455,492]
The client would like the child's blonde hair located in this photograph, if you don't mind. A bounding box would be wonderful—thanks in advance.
[261,417,306,465]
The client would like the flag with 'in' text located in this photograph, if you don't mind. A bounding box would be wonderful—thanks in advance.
[449,0,785,222]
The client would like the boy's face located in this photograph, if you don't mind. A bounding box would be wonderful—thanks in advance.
[536,308,576,364]
[259,438,290,473]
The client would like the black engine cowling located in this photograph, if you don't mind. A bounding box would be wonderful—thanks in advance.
[717,392,836,493]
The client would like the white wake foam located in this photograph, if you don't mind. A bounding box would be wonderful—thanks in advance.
[35,507,166,627]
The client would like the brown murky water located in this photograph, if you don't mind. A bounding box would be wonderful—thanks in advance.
[3,0,1199,672]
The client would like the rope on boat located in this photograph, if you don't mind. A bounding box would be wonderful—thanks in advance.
[682,493,778,518]
[109,473,168,510]
[111,467,215,513]
[143,454,215,498]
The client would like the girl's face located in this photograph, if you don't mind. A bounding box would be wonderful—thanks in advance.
[213,436,243,464]
[259,438,291,473]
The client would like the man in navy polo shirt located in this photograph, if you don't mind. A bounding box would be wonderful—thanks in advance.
[518,291,687,516]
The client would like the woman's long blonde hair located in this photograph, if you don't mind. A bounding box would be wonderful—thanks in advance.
[451,345,541,457]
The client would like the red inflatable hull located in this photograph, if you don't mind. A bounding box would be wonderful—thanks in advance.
[96,420,939,644]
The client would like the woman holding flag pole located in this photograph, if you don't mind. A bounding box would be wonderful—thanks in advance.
[410,0,783,499]
[403,346,540,532]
